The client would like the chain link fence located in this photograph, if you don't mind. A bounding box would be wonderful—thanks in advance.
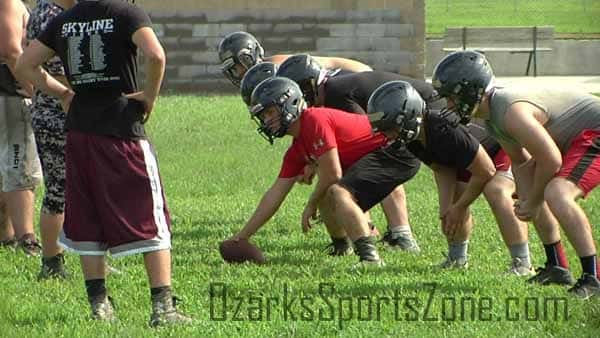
[426,0,600,37]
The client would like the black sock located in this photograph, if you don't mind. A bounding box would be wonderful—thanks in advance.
[353,236,380,262]
[580,255,599,279]
[543,241,569,268]
[151,285,171,296]
[85,279,106,300]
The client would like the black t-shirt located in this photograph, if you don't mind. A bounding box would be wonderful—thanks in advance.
[37,0,151,139]
[467,121,501,158]
[406,112,479,169]
[323,71,445,114]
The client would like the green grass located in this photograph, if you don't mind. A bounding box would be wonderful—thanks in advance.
[426,0,600,35]
[2,95,600,337]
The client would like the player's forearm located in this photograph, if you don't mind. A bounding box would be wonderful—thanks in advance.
[433,167,456,213]
[530,164,559,204]
[307,174,339,207]
[454,175,489,209]
[143,53,165,100]
[238,185,290,238]
[16,63,69,99]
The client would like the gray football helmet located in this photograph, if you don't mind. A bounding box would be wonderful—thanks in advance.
[367,80,425,143]
[249,77,306,144]
[275,54,323,106]
[218,31,264,86]
[431,51,494,124]
[240,62,278,107]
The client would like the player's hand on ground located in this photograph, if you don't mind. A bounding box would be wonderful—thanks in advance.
[514,199,540,222]
[301,202,318,233]
[126,91,156,122]
[297,164,316,185]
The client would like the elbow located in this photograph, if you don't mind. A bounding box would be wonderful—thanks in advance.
[548,156,562,174]
[146,48,166,67]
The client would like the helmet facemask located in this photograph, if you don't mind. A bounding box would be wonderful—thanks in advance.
[250,85,306,144]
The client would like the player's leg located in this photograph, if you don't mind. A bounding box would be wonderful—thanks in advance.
[380,184,420,252]
[319,193,353,256]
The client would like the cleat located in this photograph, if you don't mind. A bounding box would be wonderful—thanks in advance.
[527,264,575,286]
[17,233,41,257]
[568,274,600,300]
[324,238,354,256]
[382,230,420,253]
[90,295,117,322]
[149,291,192,327]
[0,236,17,249]
[438,253,468,270]
[507,257,535,277]
[38,253,68,280]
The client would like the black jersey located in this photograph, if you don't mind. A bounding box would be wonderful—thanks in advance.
[323,71,444,114]
[407,112,479,169]
[38,0,152,139]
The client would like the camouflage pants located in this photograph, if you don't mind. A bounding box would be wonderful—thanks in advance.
[32,114,66,215]
[0,96,43,192]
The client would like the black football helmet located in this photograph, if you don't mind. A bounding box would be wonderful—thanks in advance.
[431,51,494,124]
[249,77,306,144]
[218,31,265,86]
[240,62,278,107]
[367,81,425,143]
[275,54,324,106]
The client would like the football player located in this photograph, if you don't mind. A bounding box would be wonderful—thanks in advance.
[433,50,600,298]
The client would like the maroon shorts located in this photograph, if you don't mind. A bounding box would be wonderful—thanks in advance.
[457,149,512,182]
[59,131,171,256]
[556,129,600,197]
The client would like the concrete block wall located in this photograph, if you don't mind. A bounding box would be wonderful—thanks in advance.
[148,7,424,93]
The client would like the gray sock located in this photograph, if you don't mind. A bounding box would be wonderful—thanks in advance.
[389,225,413,238]
[509,242,531,267]
[353,236,380,262]
[448,240,469,260]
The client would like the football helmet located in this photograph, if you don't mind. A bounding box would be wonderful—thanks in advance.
[218,31,264,86]
[275,54,324,106]
[431,50,494,124]
[240,62,278,107]
[367,80,425,143]
[249,77,306,144]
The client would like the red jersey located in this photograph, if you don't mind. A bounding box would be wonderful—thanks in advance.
[278,107,387,178]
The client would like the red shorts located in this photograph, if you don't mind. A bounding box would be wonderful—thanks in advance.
[457,149,512,182]
[59,131,171,256]
[556,129,600,197]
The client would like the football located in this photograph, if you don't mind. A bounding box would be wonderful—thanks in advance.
[219,239,266,264]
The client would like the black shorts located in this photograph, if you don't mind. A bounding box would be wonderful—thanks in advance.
[339,142,420,211]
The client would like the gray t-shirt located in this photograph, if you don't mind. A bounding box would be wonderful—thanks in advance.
[486,85,600,154]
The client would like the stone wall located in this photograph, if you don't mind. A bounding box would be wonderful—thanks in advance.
[142,1,424,93]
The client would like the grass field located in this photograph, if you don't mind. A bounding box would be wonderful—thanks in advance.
[426,0,600,35]
[2,95,600,337]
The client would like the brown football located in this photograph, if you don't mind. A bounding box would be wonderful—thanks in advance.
[219,239,266,264]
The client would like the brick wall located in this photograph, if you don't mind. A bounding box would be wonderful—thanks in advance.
[147,3,424,93]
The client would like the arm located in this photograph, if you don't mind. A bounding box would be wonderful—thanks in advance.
[0,0,33,95]
[452,145,495,209]
[266,54,373,72]
[302,148,343,232]
[234,177,297,240]
[15,40,73,109]
[504,102,561,215]
[130,27,166,117]
[432,164,457,216]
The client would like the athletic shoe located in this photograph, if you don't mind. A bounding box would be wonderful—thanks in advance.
[149,291,192,327]
[527,264,576,286]
[507,257,535,277]
[568,274,600,300]
[38,253,68,280]
[324,238,354,256]
[90,295,117,322]
[17,233,41,257]
[382,230,421,253]
[438,254,468,270]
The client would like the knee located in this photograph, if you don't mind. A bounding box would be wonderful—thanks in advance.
[483,180,512,204]
[326,184,353,205]
[544,179,571,209]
